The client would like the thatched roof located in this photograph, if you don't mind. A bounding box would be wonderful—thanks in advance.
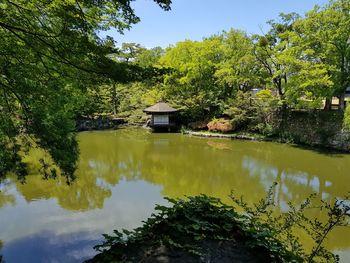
[143,102,178,113]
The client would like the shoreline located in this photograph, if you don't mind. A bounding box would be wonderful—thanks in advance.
[182,130,265,141]
[182,129,349,154]
[76,121,350,154]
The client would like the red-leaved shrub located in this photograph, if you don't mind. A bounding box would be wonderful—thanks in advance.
[207,118,233,133]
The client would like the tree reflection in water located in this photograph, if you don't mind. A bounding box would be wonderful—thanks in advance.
[0,179,15,208]
[1,128,350,254]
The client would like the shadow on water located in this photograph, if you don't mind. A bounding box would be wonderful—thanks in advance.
[1,231,100,263]
[289,143,347,158]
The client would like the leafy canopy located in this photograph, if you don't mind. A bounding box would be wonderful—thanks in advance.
[0,0,171,180]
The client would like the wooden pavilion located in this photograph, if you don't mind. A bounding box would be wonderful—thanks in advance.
[143,102,179,130]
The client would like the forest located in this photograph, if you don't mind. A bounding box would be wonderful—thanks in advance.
[1,0,350,179]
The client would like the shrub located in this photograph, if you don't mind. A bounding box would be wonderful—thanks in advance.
[224,90,280,135]
[343,105,350,131]
[188,121,208,130]
[224,91,251,130]
[207,118,233,133]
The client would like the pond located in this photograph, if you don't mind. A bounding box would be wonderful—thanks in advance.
[0,128,349,263]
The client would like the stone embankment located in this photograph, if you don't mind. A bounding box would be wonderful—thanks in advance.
[184,110,350,153]
[183,130,262,141]
[76,116,126,131]
[277,110,350,152]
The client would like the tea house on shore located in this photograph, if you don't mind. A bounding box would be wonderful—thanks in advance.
[143,102,179,129]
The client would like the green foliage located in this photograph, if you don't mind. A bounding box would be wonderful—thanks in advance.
[253,11,333,106]
[117,43,143,63]
[224,90,279,135]
[95,1,350,131]
[215,29,261,93]
[97,44,169,122]
[92,195,292,262]
[134,31,261,123]
[135,46,165,67]
[343,105,350,131]
[231,187,350,263]
[296,0,350,100]
[188,121,209,131]
[91,190,349,263]
[3,0,349,179]
[159,38,225,121]
[0,0,172,179]
[115,82,164,124]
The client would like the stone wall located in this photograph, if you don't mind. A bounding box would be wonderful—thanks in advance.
[76,116,126,131]
[276,110,350,152]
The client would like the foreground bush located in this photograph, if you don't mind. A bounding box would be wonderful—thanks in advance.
[87,188,349,263]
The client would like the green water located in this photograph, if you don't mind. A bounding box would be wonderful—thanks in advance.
[0,128,349,262]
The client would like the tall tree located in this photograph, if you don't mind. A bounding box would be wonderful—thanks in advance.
[159,38,224,120]
[296,0,350,109]
[118,42,143,63]
[215,29,261,96]
[254,13,332,108]
[135,46,165,68]
[253,13,301,102]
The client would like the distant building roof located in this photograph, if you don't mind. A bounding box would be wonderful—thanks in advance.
[143,102,179,113]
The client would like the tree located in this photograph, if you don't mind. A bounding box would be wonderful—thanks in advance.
[102,44,166,116]
[254,13,332,108]
[159,38,225,121]
[215,29,261,96]
[0,0,172,180]
[253,13,301,102]
[117,42,143,63]
[135,46,165,68]
[296,0,350,110]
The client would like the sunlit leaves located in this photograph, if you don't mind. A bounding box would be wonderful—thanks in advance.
[0,0,172,178]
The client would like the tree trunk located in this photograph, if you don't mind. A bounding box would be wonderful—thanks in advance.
[111,82,117,115]
[324,97,332,110]
[339,93,345,110]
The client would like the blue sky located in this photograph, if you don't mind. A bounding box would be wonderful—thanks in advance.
[103,0,330,48]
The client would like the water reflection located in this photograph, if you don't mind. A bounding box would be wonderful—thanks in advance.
[242,149,348,206]
[77,129,350,252]
[0,178,165,263]
[0,128,349,262]
[14,173,112,211]
[2,231,99,263]
[0,240,3,263]
[0,180,16,208]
